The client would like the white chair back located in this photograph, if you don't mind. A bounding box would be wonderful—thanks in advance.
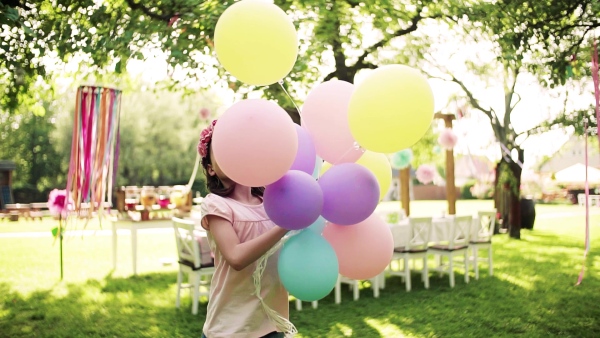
[476,210,497,242]
[407,217,432,251]
[448,216,472,249]
[173,217,201,269]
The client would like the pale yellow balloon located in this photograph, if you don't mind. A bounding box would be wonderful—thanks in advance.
[348,65,434,153]
[355,151,392,201]
[320,161,333,177]
[214,0,298,86]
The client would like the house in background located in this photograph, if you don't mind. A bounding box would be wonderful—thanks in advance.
[539,136,600,174]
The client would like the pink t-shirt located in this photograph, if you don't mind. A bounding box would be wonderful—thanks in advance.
[200,193,289,338]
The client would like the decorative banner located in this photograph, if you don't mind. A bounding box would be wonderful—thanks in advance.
[66,86,121,218]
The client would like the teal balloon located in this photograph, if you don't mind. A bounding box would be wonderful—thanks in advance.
[390,149,413,170]
[278,230,338,301]
[433,145,441,154]
[306,216,326,235]
[312,156,323,179]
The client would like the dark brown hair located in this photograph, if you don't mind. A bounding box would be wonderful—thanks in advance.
[201,141,264,197]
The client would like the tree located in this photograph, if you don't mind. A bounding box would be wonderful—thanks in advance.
[420,0,600,238]
[0,85,65,202]
[1,0,226,114]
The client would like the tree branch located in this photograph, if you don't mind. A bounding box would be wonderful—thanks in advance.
[349,11,426,73]
[125,0,174,22]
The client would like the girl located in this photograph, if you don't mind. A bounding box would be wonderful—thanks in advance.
[198,120,293,338]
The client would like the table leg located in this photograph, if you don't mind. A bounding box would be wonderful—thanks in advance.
[131,227,138,275]
[112,222,117,270]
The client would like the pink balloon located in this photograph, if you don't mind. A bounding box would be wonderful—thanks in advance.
[322,214,394,280]
[212,99,298,186]
[289,125,317,174]
[302,80,363,164]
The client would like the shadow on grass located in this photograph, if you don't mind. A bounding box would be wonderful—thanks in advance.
[0,271,205,338]
[1,229,599,338]
[291,230,600,337]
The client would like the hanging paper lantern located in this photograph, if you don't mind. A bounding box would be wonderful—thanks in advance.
[416,164,436,185]
[390,149,413,170]
[437,128,458,150]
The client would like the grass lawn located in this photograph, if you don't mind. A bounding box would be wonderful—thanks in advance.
[1,200,599,337]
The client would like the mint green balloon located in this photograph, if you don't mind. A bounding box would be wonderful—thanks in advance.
[278,230,338,301]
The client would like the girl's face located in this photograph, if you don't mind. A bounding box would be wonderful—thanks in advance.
[207,147,233,187]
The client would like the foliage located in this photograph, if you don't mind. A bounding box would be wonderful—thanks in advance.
[1,202,599,337]
[0,85,64,197]
[1,0,227,114]
[496,162,519,197]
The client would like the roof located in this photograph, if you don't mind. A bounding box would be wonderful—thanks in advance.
[0,160,16,171]
[539,136,600,173]
[554,163,600,184]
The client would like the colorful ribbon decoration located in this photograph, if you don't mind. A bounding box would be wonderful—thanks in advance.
[577,40,599,285]
[66,86,122,219]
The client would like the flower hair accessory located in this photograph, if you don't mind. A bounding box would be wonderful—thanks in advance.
[198,119,217,158]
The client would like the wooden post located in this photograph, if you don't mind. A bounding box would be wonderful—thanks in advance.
[434,113,456,215]
[400,167,410,216]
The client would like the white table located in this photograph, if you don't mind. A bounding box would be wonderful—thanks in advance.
[111,218,173,275]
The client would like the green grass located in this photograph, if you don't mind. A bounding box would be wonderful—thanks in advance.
[1,200,599,337]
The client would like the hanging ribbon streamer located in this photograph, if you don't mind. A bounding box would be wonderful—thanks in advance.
[66,86,122,223]
[577,40,598,285]
[499,142,524,168]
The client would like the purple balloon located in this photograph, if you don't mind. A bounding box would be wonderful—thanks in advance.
[290,125,317,174]
[318,163,379,225]
[264,170,323,230]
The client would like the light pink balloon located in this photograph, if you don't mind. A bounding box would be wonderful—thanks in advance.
[322,213,394,280]
[212,99,298,186]
[302,80,363,164]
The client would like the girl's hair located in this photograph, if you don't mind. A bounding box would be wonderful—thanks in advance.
[201,141,264,197]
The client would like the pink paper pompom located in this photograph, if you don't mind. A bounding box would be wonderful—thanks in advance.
[199,107,211,119]
[416,164,436,185]
[437,128,458,150]
[47,189,67,217]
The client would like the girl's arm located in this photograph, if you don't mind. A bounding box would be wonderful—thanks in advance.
[206,215,288,271]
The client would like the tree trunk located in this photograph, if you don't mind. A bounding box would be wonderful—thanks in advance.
[507,159,522,239]
[493,148,524,239]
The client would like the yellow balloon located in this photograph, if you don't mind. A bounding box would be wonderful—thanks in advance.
[355,151,392,201]
[214,0,298,86]
[320,161,332,177]
[348,65,434,153]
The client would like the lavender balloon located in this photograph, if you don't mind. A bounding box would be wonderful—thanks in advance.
[264,170,323,230]
[290,125,317,174]
[318,163,379,225]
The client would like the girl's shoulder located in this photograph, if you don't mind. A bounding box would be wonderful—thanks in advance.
[201,194,234,220]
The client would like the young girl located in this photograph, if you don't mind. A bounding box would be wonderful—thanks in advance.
[197,120,293,338]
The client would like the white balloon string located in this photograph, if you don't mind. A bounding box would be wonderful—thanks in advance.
[277,80,304,125]
[252,230,301,337]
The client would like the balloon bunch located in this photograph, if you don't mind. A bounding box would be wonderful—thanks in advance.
[212,0,434,302]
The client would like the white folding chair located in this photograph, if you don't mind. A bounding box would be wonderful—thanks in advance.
[387,217,432,291]
[334,274,380,304]
[429,215,472,288]
[470,210,496,279]
[295,299,319,311]
[173,217,215,315]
